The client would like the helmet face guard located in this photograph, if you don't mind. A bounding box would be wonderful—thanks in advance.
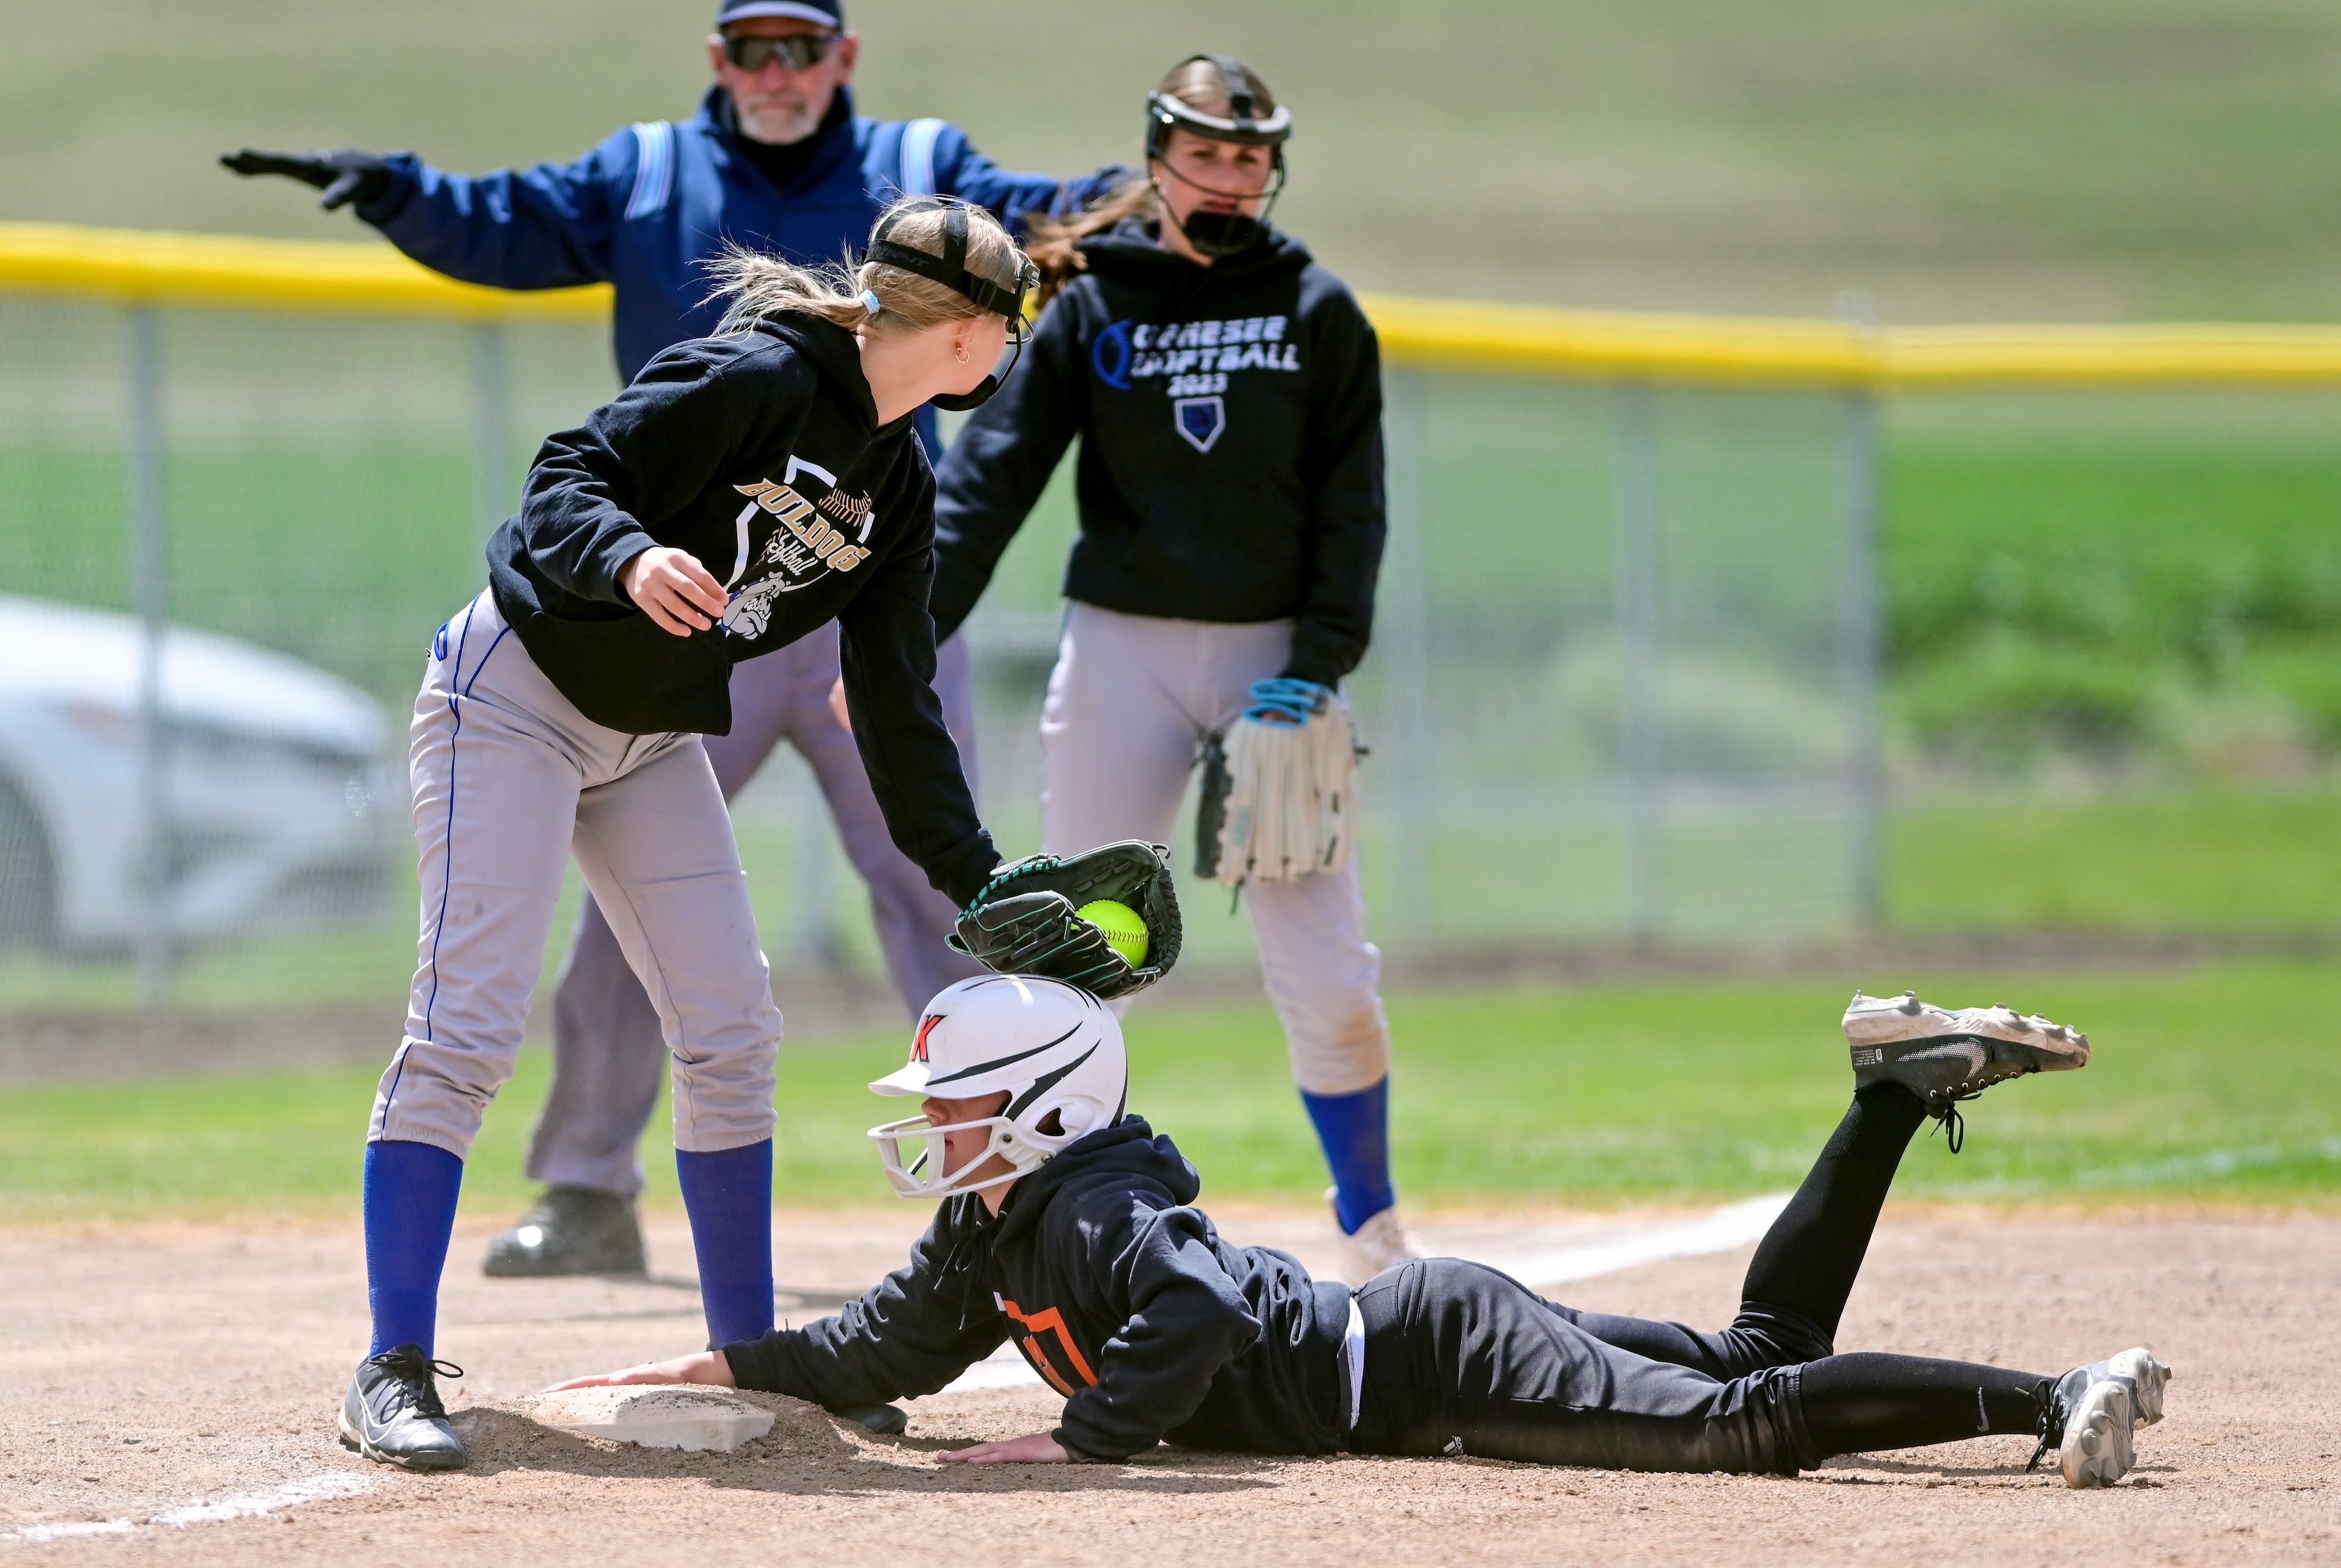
[864,199,1041,410]
[1144,54,1292,258]
[867,1110,1033,1200]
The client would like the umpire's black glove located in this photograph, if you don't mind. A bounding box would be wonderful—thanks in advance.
[219,149,396,212]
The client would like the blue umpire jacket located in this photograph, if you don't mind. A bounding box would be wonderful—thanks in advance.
[354,85,1119,452]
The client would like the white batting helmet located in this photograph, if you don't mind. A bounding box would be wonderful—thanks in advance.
[867,974,1128,1200]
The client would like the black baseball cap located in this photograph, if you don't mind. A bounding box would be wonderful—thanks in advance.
[715,0,843,28]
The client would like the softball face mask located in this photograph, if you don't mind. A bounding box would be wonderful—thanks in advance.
[866,974,1130,1200]
[1145,54,1293,258]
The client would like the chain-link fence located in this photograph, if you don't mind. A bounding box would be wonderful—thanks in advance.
[13,224,2325,1027]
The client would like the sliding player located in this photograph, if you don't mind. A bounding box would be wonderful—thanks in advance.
[557,983,2167,1489]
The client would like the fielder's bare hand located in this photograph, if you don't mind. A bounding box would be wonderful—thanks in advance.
[938,1431,1069,1464]
[621,546,729,636]
[543,1349,735,1392]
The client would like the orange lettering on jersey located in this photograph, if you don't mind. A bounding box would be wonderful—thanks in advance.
[998,1297,1097,1397]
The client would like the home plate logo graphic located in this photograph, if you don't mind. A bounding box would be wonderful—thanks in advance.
[1174,395,1226,453]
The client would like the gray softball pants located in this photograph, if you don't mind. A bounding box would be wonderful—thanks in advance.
[524,622,982,1195]
[369,591,782,1161]
[1040,603,1391,1096]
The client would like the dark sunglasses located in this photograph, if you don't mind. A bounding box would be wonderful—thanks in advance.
[721,31,840,73]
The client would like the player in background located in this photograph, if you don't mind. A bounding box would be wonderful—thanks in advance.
[555,982,2169,1489]
[343,201,1077,1473]
[921,56,1416,1280]
[223,0,1122,1278]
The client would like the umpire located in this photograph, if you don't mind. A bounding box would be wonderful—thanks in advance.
[226,0,1119,1277]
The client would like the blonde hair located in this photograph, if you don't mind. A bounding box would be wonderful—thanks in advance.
[1025,57,1283,302]
[705,198,1027,335]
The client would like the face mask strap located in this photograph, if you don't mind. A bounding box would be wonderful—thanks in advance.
[866,201,1030,320]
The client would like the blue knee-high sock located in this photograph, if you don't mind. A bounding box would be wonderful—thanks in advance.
[1302,1078,1397,1235]
[363,1139,465,1358]
[675,1141,775,1349]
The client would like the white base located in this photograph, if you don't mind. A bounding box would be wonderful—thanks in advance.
[532,1386,775,1452]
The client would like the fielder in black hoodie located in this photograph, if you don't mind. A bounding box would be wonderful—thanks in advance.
[335,204,1069,1480]
[494,308,997,906]
[927,216,1383,687]
[920,54,1422,1289]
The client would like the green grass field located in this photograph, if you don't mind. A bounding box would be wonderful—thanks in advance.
[5,779,2341,1017]
[5,957,2336,1221]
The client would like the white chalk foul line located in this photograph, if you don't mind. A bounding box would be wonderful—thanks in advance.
[1482,1192,1795,1289]
[938,1350,1054,1394]
[923,1193,1796,1398]
[3,1472,377,1545]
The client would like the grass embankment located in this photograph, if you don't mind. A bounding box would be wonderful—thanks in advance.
[5,957,2334,1221]
[19,0,2341,318]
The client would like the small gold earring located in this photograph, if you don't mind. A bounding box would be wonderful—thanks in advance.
[956,344,971,363]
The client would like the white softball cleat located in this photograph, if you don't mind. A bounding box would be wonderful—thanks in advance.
[2033,1347,2172,1489]
[2090,1346,2173,1427]
[1330,1192,1428,1284]
[1842,991,2089,1147]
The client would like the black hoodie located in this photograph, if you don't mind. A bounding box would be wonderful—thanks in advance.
[926,221,1386,689]
[487,314,998,905]
[721,1116,1353,1461]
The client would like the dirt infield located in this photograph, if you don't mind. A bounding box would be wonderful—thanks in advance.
[4,1205,2336,1566]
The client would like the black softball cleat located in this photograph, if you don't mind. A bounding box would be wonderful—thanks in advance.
[339,1345,469,1471]
[1841,990,2090,1149]
[482,1186,647,1277]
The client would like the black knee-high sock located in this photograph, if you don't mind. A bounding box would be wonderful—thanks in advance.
[1740,1085,1928,1341]
[1799,1353,2051,1456]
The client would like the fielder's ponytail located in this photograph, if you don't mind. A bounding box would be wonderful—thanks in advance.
[1024,179,1159,304]
[706,198,1026,335]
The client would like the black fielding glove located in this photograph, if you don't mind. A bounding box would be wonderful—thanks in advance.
[947,840,1183,1000]
[219,149,396,212]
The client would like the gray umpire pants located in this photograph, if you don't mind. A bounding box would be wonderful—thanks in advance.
[523,621,983,1196]
[372,591,782,1160]
[1038,602,1391,1096]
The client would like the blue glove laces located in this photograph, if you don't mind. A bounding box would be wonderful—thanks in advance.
[1244,677,1331,725]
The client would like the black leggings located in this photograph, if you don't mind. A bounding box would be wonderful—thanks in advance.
[1350,1086,2051,1470]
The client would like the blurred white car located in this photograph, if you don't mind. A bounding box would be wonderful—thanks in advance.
[0,593,399,952]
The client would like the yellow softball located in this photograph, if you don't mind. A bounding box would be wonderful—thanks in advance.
[1075,899,1150,967]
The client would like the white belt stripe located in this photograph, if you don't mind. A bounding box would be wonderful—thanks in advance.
[625,121,675,220]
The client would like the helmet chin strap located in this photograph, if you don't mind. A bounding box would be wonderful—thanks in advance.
[1150,157,1284,259]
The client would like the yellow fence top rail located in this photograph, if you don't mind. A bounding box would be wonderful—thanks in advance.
[0,221,608,323]
[11,220,2341,389]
